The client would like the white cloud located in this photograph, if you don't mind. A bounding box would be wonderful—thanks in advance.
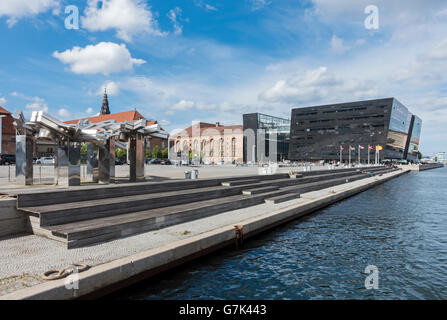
[428,39,447,60]
[168,7,183,36]
[194,1,218,12]
[172,100,195,110]
[53,42,146,75]
[25,101,49,113]
[259,66,378,104]
[97,81,120,96]
[248,0,272,11]
[0,96,6,106]
[159,119,171,125]
[81,0,165,41]
[196,101,217,110]
[312,0,447,28]
[11,92,50,114]
[205,4,218,11]
[260,67,336,103]
[330,35,349,55]
[356,39,366,46]
[0,0,60,27]
[389,38,447,85]
[57,108,71,119]
[86,107,94,115]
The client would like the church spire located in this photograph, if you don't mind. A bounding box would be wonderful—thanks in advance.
[100,87,111,115]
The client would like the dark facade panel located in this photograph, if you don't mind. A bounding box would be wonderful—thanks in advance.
[243,113,258,163]
[407,115,422,162]
[289,98,421,162]
[243,113,290,162]
[384,99,413,160]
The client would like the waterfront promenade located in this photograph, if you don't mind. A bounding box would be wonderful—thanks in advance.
[0,168,408,299]
[0,164,337,187]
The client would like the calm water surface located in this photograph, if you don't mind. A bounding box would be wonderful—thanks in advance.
[112,168,447,300]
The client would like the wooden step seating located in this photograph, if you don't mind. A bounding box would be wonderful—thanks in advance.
[18,167,394,248]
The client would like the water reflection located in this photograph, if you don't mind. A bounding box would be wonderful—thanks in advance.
[111,167,447,300]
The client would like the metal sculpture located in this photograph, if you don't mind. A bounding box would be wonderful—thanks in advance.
[12,110,168,186]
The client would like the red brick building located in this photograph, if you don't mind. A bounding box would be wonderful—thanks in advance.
[0,106,16,154]
[172,122,243,164]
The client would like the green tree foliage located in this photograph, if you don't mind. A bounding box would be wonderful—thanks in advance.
[116,148,127,160]
[80,144,88,164]
[80,143,87,156]
[151,145,162,159]
[161,148,169,159]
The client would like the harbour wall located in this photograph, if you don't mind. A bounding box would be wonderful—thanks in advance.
[1,169,409,300]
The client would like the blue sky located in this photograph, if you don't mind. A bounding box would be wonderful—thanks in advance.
[1,0,447,155]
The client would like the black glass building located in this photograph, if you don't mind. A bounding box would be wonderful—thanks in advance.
[289,98,422,162]
[243,113,290,162]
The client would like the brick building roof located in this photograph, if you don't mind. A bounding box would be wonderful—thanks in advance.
[0,106,16,135]
[65,110,146,125]
[174,122,243,137]
[0,106,11,115]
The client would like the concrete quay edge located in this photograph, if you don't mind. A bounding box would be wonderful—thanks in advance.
[0,169,409,300]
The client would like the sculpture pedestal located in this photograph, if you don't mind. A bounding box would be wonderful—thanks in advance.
[15,135,35,186]
[55,141,81,187]
[86,144,99,183]
[98,138,115,184]
[129,134,145,182]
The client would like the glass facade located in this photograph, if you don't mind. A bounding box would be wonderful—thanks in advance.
[243,113,290,162]
[407,115,422,160]
[384,99,413,160]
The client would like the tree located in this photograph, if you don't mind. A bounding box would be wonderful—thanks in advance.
[116,148,127,160]
[161,148,169,159]
[151,145,162,159]
[80,143,87,156]
[80,144,88,164]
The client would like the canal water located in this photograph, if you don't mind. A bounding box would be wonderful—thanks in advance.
[111,167,447,300]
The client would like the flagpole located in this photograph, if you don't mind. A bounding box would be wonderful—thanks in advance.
[374,147,377,165]
[349,146,351,167]
[375,147,378,165]
[368,145,370,166]
[340,146,342,166]
[358,145,361,166]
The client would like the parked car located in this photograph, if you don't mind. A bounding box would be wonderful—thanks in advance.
[145,158,152,164]
[149,158,161,164]
[160,159,172,165]
[36,157,55,165]
[115,158,125,165]
[0,154,15,165]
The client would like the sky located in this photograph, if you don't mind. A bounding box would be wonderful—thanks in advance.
[0,0,447,156]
